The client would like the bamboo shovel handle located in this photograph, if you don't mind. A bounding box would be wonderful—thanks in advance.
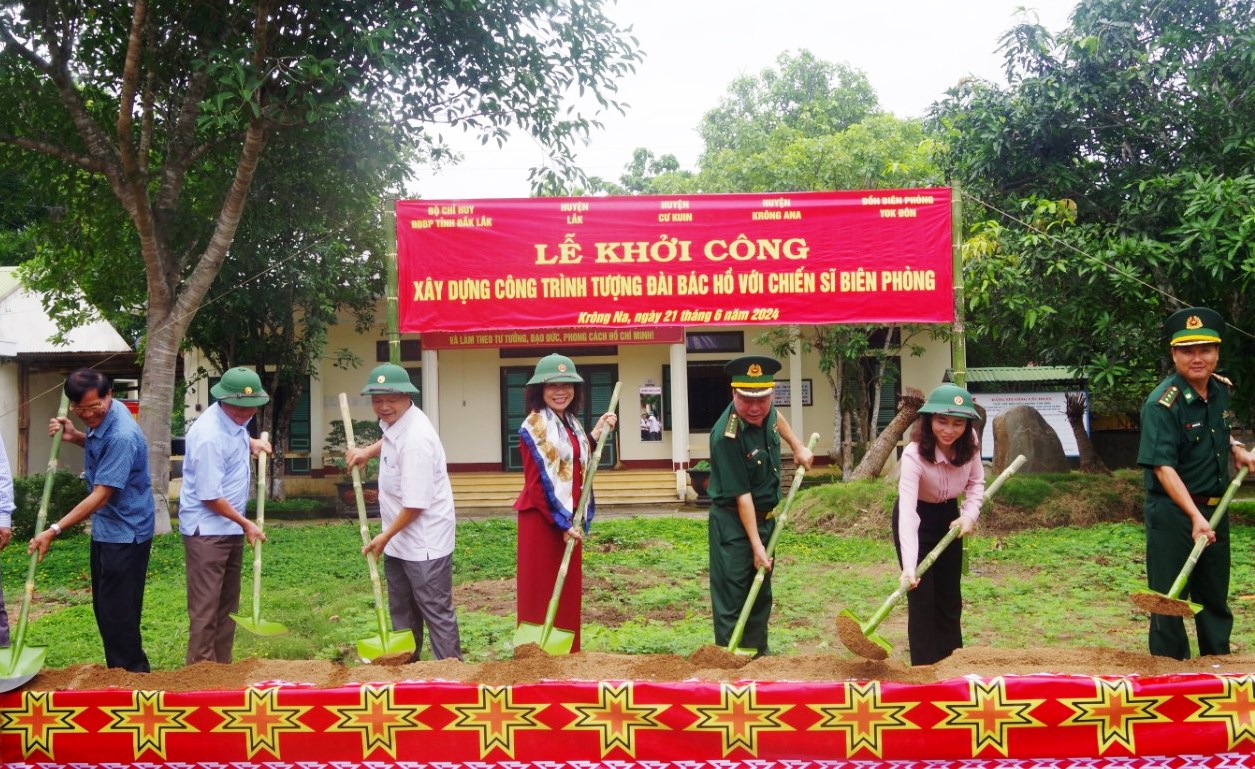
[725,432,820,653]
[248,432,270,625]
[1164,466,1248,600]
[539,383,622,644]
[760,432,822,560]
[255,431,269,527]
[339,393,392,642]
[14,394,69,654]
[859,453,1027,633]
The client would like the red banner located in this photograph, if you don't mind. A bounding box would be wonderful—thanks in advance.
[5,673,1255,766]
[396,189,953,333]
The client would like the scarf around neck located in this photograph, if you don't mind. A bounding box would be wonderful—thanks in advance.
[519,407,594,531]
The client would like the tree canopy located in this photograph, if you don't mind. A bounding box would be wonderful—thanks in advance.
[931,0,1255,418]
[1,0,641,526]
[593,49,944,469]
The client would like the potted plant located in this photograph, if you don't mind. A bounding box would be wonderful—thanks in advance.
[687,459,712,502]
[322,419,384,517]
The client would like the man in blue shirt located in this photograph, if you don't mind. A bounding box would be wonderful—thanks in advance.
[31,369,155,672]
[179,367,272,664]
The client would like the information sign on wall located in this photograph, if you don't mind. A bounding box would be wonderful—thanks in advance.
[976,391,1086,459]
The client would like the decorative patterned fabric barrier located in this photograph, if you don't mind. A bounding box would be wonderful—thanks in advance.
[4,673,1255,767]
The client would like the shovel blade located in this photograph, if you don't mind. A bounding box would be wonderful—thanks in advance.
[513,621,575,655]
[1128,588,1201,617]
[356,628,416,662]
[0,644,47,692]
[230,613,289,637]
[836,610,892,660]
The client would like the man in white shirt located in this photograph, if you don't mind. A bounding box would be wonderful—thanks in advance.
[179,367,271,664]
[347,363,461,661]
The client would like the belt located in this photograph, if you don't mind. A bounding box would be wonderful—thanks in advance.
[1150,491,1221,507]
[713,504,775,521]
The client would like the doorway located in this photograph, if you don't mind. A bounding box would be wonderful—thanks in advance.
[501,363,619,471]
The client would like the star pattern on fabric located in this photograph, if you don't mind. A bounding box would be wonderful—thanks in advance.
[100,690,198,759]
[0,690,87,759]
[1187,674,1255,749]
[685,682,793,757]
[324,683,429,758]
[808,680,915,758]
[564,681,669,757]
[1060,677,1171,753]
[445,685,548,758]
[210,686,313,759]
[934,677,1046,756]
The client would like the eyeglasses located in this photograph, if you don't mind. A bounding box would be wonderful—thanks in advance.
[70,401,108,416]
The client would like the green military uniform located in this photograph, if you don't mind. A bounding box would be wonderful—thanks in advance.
[1137,307,1235,659]
[707,355,782,655]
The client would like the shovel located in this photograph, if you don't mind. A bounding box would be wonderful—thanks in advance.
[339,393,416,662]
[514,382,622,655]
[837,453,1027,660]
[0,394,69,692]
[1129,466,1249,617]
[725,432,822,656]
[230,432,287,636]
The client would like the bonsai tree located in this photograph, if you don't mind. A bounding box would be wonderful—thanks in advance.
[322,419,383,481]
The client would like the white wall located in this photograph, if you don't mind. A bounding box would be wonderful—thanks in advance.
[181,310,954,473]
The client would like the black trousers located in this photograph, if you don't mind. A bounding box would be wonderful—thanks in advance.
[892,498,963,666]
[91,539,152,672]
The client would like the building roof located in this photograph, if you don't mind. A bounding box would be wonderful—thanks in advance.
[947,366,1085,384]
[0,266,133,356]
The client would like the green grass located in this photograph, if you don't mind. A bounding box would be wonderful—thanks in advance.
[5,481,1255,669]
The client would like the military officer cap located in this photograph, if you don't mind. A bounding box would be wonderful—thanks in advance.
[361,363,419,395]
[725,355,780,398]
[210,367,270,407]
[1165,306,1224,347]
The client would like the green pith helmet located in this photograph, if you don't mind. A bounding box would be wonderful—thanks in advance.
[918,384,979,420]
[527,353,583,385]
[1164,306,1224,347]
[360,363,419,395]
[210,367,270,408]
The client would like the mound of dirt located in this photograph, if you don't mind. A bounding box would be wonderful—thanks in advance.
[23,645,1255,693]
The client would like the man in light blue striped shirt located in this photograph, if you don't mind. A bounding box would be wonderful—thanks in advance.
[179,367,272,664]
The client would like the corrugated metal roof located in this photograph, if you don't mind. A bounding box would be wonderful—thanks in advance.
[0,267,132,356]
[948,366,1085,383]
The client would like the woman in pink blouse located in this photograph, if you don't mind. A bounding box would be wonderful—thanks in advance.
[892,384,986,665]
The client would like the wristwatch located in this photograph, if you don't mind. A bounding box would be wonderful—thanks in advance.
[49,522,63,536]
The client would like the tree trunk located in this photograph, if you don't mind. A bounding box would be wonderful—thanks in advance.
[841,410,853,477]
[848,388,925,481]
[825,362,844,463]
[1066,392,1110,474]
[139,313,185,534]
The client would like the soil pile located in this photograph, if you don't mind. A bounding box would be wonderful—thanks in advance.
[25,645,1255,693]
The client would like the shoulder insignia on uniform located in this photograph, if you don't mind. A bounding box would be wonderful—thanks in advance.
[724,414,741,439]
[1157,386,1180,408]
[1213,373,1235,388]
